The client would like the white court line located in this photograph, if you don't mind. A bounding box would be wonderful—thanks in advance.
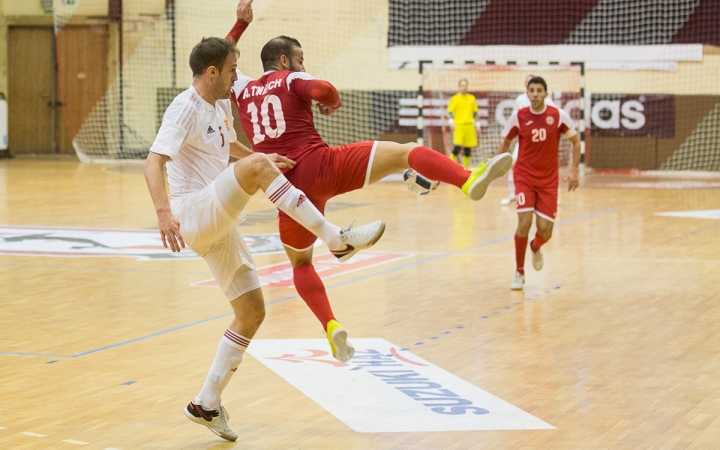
[62,439,89,445]
[105,448,123,450]
[20,431,47,437]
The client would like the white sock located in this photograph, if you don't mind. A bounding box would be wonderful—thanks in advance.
[194,329,249,410]
[507,169,515,197]
[265,175,343,250]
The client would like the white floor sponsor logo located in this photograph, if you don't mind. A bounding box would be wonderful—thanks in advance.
[247,338,555,432]
[0,226,293,260]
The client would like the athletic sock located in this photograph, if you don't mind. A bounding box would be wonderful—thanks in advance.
[531,234,549,253]
[515,234,528,275]
[462,155,471,169]
[408,146,470,189]
[195,329,249,410]
[265,175,342,250]
[294,263,335,330]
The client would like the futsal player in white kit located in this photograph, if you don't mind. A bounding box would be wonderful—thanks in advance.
[143,35,384,441]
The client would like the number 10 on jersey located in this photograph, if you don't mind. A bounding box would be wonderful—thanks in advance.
[247,95,286,144]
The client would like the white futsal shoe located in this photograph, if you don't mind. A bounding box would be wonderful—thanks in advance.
[332,220,386,262]
[184,401,237,442]
[510,272,525,290]
[531,243,544,271]
[500,194,515,206]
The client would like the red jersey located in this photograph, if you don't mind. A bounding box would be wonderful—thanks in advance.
[231,70,339,170]
[502,104,576,187]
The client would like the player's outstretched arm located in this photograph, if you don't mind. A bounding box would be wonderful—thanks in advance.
[566,134,581,192]
[144,152,185,252]
[226,0,253,44]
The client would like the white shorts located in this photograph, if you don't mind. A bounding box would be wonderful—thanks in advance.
[174,165,260,301]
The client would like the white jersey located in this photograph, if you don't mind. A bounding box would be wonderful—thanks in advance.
[150,85,237,210]
[514,92,556,111]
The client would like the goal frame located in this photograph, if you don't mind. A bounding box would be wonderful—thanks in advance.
[415,60,587,167]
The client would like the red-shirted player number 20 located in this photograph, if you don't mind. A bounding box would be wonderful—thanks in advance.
[247,95,286,144]
[531,128,546,142]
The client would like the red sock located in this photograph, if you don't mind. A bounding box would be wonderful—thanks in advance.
[293,264,335,330]
[531,234,549,252]
[408,146,470,189]
[515,234,528,275]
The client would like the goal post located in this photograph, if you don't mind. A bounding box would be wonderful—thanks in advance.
[416,60,586,171]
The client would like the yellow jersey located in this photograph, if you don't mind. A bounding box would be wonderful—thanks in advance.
[447,93,478,125]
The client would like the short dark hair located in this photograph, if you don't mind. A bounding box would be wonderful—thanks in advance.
[189,37,239,77]
[458,78,469,86]
[527,76,547,92]
[261,36,302,71]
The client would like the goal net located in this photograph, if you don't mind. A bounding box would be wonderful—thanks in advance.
[416,63,584,170]
[50,0,720,175]
[52,0,245,162]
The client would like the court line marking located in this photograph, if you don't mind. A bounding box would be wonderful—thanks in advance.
[62,439,90,445]
[0,207,618,359]
[20,431,47,437]
[408,286,563,347]
[669,221,720,242]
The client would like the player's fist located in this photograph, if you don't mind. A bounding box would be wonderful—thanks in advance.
[447,117,455,130]
[236,0,253,23]
[316,102,337,116]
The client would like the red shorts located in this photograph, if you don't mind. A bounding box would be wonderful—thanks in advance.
[279,141,377,250]
[514,181,558,222]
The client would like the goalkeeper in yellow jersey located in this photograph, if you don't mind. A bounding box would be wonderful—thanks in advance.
[447,79,478,169]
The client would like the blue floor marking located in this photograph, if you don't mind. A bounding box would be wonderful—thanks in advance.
[409,285,563,347]
[2,207,617,359]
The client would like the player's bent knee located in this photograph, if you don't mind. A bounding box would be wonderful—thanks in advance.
[234,154,275,189]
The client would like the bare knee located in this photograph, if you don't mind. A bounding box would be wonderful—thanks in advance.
[537,224,554,240]
[516,213,533,237]
[234,153,276,194]
[235,153,272,178]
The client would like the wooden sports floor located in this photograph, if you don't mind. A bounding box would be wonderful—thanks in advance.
[1,159,720,449]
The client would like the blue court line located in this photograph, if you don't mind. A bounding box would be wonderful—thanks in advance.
[2,207,618,359]
[410,286,563,347]
[670,221,720,242]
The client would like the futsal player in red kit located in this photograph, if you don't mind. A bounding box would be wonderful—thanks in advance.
[496,76,581,290]
[225,0,512,360]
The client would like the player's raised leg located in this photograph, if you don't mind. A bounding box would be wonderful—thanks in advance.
[233,153,384,256]
[367,141,512,201]
[185,285,264,441]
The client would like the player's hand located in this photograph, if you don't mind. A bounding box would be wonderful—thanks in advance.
[157,209,185,253]
[566,168,580,192]
[316,102,337,116]
[268,154,295,169]
[236,0,253,23]
[447,117,455,130]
